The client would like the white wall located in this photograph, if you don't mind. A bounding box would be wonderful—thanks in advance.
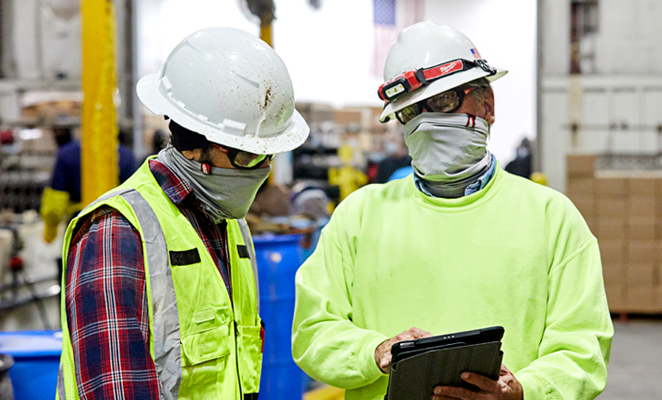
[596,0,662,75]
[540,0,662,192]
[137,0,537,164]
[423,0,537,167]
[137,0,380,106]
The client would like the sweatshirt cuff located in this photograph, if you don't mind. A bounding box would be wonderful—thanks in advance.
[515,370,545,400]
[356,331,390,383]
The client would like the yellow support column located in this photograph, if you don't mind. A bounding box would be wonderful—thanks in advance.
[260,21,273,47]
[81,0,119,206]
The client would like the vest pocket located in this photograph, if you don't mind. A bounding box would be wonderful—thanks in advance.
[237,324,264,394]
[181,307,233,366]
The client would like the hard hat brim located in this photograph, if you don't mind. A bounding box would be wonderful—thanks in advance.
[137,73,310,155]
[379,68,508,122]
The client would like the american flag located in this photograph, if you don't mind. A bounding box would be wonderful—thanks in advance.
[371,0,423,78]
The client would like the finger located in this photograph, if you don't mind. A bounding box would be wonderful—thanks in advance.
[398,330,418,340]
[461,372,499,392]
[407,327,431,339]
[433,385,473,399]
[380,354,392,369]
[432,395,460,400]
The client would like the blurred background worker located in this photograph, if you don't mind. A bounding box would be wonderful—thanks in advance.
[504,137,533,179]
[39,126,136,243]
[375,132,412,183]
[292,22,613,400]
[56,27,309,399]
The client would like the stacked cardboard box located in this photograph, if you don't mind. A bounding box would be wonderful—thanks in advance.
[566,154,662,314]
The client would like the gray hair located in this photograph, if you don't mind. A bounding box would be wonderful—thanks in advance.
[460,77,492,102]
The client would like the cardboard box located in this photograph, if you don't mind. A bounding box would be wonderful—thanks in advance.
[604,284,625,311]
[626,285,656,312]
[596,218,626,241]
[597,198,625,218]
[567,154,596,176]
[628,240,658,263]
[570,195,595,219]
[602,263,623,285]
[586,218,598,236]
[296,102,335,124]
[566,177,595,197]
[599,240,625,264]
[628,218,656,241]
[626,263,655,286]
[655,286,662,312]
[596,177,627,197]
[369,107,388,134]
[628,176,660,196]
[334,109,362,126]
[628,196,656,218]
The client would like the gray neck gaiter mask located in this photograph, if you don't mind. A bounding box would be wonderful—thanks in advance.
[404,113,492,197]
[158,145,271,222]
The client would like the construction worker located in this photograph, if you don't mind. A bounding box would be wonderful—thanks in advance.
[292,22,612,400]
[40,127,136,243]
[57,27,309,399]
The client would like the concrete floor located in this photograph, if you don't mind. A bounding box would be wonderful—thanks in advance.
[599,319,662,400]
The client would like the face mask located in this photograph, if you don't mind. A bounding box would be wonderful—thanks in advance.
[158,145,271,222]
[404,113,491,183]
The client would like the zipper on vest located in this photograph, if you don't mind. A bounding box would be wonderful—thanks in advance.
[234,320,243,399]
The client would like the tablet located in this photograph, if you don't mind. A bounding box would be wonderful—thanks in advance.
[386,326,504,400]
[391,326,504,363]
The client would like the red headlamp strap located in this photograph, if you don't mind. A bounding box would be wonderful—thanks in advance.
[421,59,466,81]
[378,58,495,102]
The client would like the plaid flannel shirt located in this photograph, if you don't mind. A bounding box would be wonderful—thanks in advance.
[65,159,232,399]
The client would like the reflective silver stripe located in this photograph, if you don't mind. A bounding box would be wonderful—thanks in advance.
[58,363,66,400]
[80,188,134,214]
[237,219,260,314]
[118,190,181,400]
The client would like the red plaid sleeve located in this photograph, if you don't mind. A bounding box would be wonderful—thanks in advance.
[65,207,160,399]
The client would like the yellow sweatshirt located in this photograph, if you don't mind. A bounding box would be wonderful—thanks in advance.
[292,167,613,400]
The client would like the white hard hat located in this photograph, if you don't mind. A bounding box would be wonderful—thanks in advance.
[137,27,309,154]
[379,22,508,122]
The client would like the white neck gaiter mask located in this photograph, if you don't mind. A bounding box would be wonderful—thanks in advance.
[404,113,492,197]
[158,145,271,223]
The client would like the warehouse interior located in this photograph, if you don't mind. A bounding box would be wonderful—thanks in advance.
[0,0,660,399]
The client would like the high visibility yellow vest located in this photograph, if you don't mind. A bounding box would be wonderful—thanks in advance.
[57,160,263,400]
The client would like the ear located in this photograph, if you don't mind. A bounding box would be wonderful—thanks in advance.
[181,149,200,161]
[483,87,495,125]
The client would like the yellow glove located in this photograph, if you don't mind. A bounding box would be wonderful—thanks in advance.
[40,187,70,243]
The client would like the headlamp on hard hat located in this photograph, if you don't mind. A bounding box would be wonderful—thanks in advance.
[377,58,496,102]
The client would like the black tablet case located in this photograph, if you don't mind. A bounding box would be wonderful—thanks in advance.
[386,341,503,400]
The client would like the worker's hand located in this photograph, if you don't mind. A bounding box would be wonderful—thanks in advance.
[43,222,58,243]
[374,327,431,374]
[432,364,523,400]
[40,187,69,243]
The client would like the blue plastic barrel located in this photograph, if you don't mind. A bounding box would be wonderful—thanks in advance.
[253,234,307,400]
[0,330,62,400]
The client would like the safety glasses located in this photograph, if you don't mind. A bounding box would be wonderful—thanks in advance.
[213,144,274,169]
[378,58,496,102]
[394,87,477,125]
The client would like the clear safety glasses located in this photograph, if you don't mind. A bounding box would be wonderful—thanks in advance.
[213,144,274,169]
